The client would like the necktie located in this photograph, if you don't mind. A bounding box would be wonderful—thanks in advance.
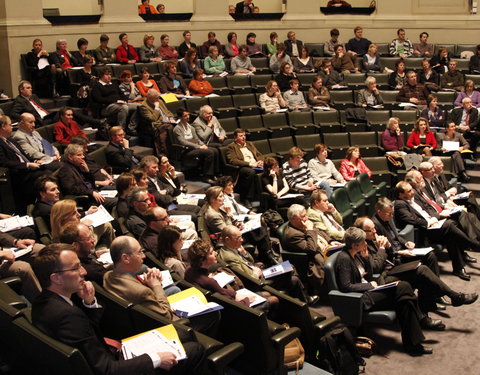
[325,213,343,231]
[422,191,443,213]
[29,98,49,118]
[6,139,29,163]
[465,110,470,127]
[31,133,44,151]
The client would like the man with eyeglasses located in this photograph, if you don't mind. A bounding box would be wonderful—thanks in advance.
[32,243,208,375]
[105,126,140,173]
[140,207,197,254]
[126,187,152,238]
[396,71,429,108]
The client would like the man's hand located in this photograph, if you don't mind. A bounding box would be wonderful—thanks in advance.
[398,249,415,257]
[92,191,105,204]
[409,97,419,104]
[143,268,162,288]
[27,162,41,169]
[0,250,15,263]
[16,239,35,249]
[405,241,415,250]
[86,206,99,215]
[158,352,178,370]
[78,281,95,305]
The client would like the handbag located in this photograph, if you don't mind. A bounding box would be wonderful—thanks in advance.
[355,336,376,358]
[283,323,305,374]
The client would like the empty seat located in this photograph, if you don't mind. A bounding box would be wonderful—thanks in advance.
[330,90,354,109]
[227,75,253,94]
[252,139,275,158]
[366,110,390,132]
[262,112,294,137]
[295,134,322,160]
[250,74,273,93]
[232,93,263,115]
[250,57,270,74]
[380,90,400,104]
[218,117,238,136]
[345,179,368,216]
[344,73,367,89]
[322,133,349,159]
[405,58,423,70]
[350,132,384,157]
[268,136,295,160]
[208,95,239,118]
[304,43,325,57]
[362,156,396,188]
[376,43,390,57]
[313,110,343,133]
[165,100,186,115]
[288,111,319,135]
[456,44,477,58]
[237,115,270,140]
[185,97,209,115]
[204,76,231,95]
[330,188,356,227]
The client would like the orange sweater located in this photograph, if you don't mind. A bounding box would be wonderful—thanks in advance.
[188,80,213,97]
[136,80,160,97]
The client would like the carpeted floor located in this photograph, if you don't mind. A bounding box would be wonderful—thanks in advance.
[311,254,480,375]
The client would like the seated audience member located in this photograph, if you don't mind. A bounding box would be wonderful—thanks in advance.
[269,43,292,73]
[192,105,227,146]
[430,47,451,74]
[94,34,116,64]
[450,97,480,150]
[10,80,55,125]
[275,62,297,92]
[307,189,345,241]
[468,45,480,73]
[231,45,256,75]
[332,45,358,74]
[394,180,479,280]
[396,71,429,107]
[76,55,98,107]
[138,89,175,155]
[259,80,286,113]
[335,227,432,356]
[246,32,264,57]
[186,239,278,315]
[293,46,315,73]
[345,26,371,57]
[389,28,413,58]
[262,157,307,210]
[265,32,278,57]
[283,79,309,111]
[201,32,224,58]
[138,0,157,14]
[226,128,264,207]
[362,43,382,73]
[53,107,87,145]
[105,126,139,173]
[50,39,78,95]
[339,146,372,181]
[413,32,434,57]
[381,117,404,151]
[115,172,136,218]
[454,80,480,107]
[32,175,61,225]
[285,204,329,296]
[173,108,219,184]
[126,187,151,238]
[307,76,331,107]
[158,34,179,61]
[235,0,254,13]
[418,58,440,91]
[327,0,351,6]
[203,46,226,75]
[138,33,161,63]
[90,67,129,128]
[135,67,160,98]
[284,31,303,58]
[50,199,114,248]
[420,94,446,127]
[407,117,437,156]
[116,33,139,64]
[324,28,343,57]
[225,31,239,58]
[188,69,214,97]
[13,112,61,168]
[104,236,218,335]
[118,70,142,103]
[159,61,190,97]
[283,147,331,197]
[59,223,112,285]
[436,122,469,180]
[178,30,197,58]
[156,3,165,13]
[317,59,346,89]
[0,115,49,209]
[25,39,55,98]
[32,244,208,375]
[308,143,346,186]
[179,47,200,79]
[440,60,465,91]
[217,176,254,215]
[133,169,157,206]
[72,38,89,65]
[0,230,41,301]
[356,76,384,107]
[140,208,197,261]
[156,226,189,278]
[388,59,407,89]
[57,144,117,210]
[218,225,317,304]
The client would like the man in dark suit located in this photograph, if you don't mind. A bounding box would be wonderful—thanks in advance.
[449,97,480,150]
[105,126,139,173]
[235,0,254,13]
[394,181,478,280]
[226,128,264,208]
[32,244,208,375]
[284,31,303,57]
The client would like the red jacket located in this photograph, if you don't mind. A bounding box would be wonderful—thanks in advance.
[116,44,139,63]
[138,4,158,14]
[339,158,372,181]
[406,131,437,149]
[53,120,87,145]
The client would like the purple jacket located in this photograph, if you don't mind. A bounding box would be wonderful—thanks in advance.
[381,129,404,151]
[454,90,480,107]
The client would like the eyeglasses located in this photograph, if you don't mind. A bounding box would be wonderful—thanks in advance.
[152,216,169,222]
[139,198,150,203]
[54,265,83,273]
[129,248,145,256]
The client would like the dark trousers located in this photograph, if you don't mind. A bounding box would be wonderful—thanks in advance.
[185,147,218,176]
[235,167,257,201]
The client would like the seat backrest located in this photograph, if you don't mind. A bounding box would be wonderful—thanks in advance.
[324,250,341,291]
[297,73,317,86]
[304,43,325,57]
[232,93,258,107]
[379,90,399,104]
[349,132,377,146]
[205,76,228,88]
[357,173,374,194]
[313,110,340,125]
[252,139,272,155]
[330,90,354,104]
[330,188,352,214]
[262,112,288,127]
[227,75,250,87]
[185,97,209,113]
[250,74,273,87]
[268,136,295,154]
[276,221,289,250]
[295,134,322,150]
[134,62,160,75]
[323,133,349,148]
[288,111,314,126]
[238,115,263,130]
[218,117,238,133]
[208,95,234,108]
[345,179,364,202]
[366,110,390,124]
[36,124,56,144]
[88,145,108,168]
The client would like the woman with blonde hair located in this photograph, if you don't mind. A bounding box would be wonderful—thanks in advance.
[50,199,115,248]
[259,80,286,113]
[139,33,161,62]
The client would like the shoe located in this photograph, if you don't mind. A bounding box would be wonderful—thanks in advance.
[460,171,471,182]
[453,269,471,281]
[420,316,446,331]
[463,254,477,263]
[242,200,253,209]
[436,296,451,306]
[451,292,479,307]
[435,303,446,311]
[201,177,216,185]
[307,295,319,306]
[405,344,433,356]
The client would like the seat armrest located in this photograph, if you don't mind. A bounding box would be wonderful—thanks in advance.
[271,326,301,349]
[328,290,364,327]
[207,342,244,375]
[315,316,341,336]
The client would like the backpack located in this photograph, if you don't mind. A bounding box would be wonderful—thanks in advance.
[317,323,361,375]
[261,209,284,230]
[283,323,305,374]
